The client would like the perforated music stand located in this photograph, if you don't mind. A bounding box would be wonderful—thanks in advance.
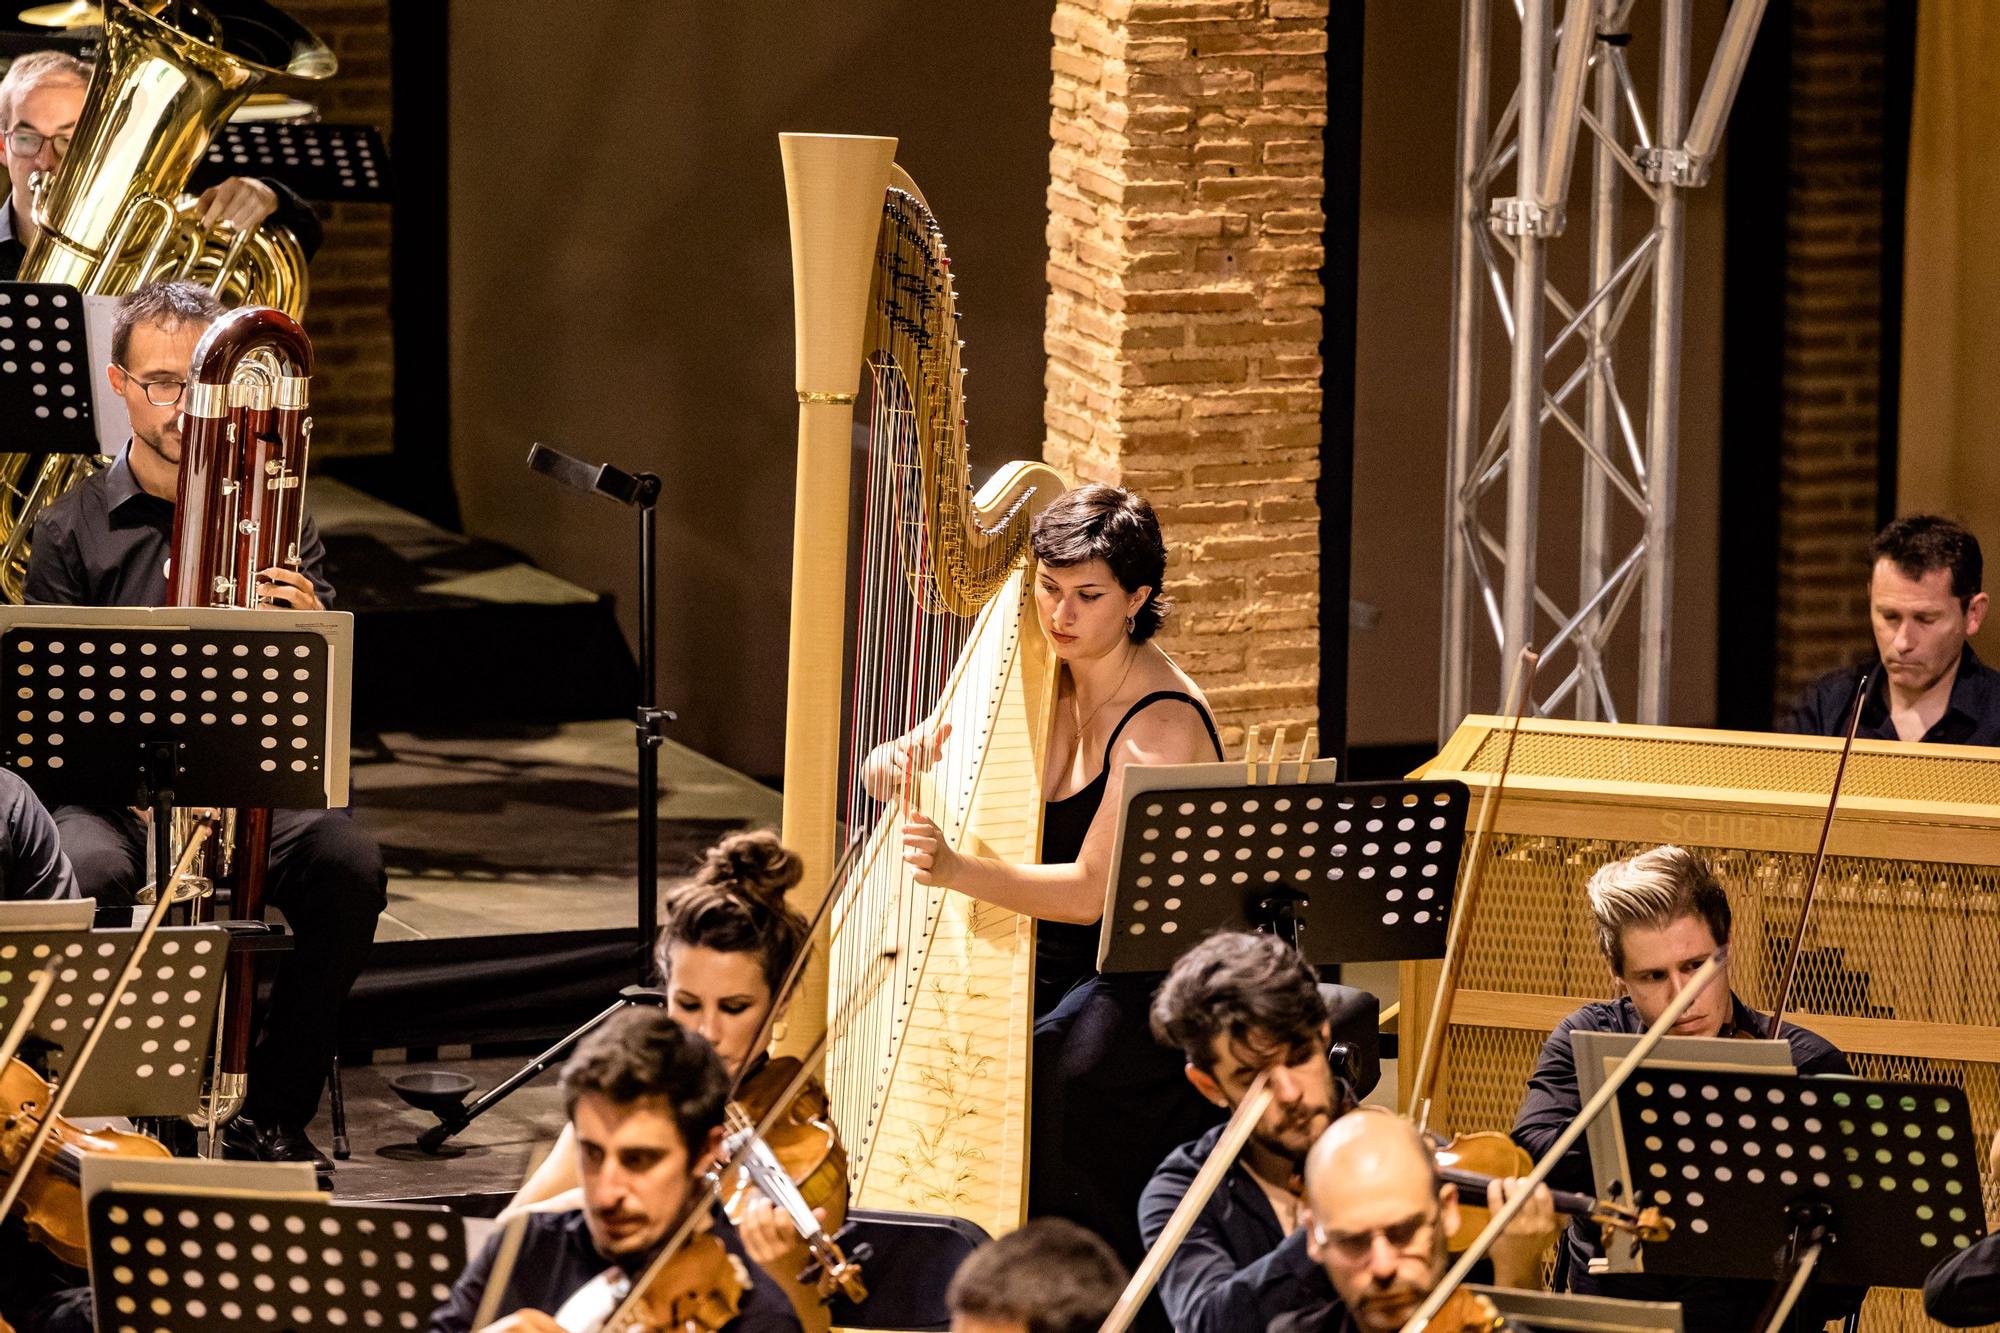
[0,283,96,453]
[0,606,353,904]
[88,1181,462,1333]
[201,122,391,202]
[1607,1067,1985,1291]
[0,918,227,1116]
[1096,759,1471,973]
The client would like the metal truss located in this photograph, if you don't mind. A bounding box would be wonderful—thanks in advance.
[1438,0,1769,735]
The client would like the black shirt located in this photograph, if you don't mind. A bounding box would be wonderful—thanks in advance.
[1138,1121,1338,1333]
[1926,1233,2000,1327]
[1512,994,1859,1330]
[427,1210,802,1333]
[21,444,333,610]
[1781,645,2000,745]
[0,769,76,900]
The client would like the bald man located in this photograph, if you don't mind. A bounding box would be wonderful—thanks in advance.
[1277,1110,1555,1333]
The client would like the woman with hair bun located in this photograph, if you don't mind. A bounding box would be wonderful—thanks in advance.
[889,483,1226,1285]
[501,829,843,1333]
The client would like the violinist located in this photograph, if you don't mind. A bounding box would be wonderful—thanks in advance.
[428,1008,801,1333]
[503,831,843,1333]
[1274,1109,1555,1333]
[1136,931,1348,1333]
[1509,846,1859,1329]
[946,1218,1128,1333]
[0,775,90,1333]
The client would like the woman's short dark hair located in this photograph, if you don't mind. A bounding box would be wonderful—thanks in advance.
[655,829,810,994]
[1150,930,1329,1071]
[1871,514,1983,605]
[946,1218,1127,1333]
[1031,484,1171,642]
[558,1007,729,1153]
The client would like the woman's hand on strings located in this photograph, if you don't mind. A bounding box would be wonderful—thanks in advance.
[1484,1176,1559,1290]
[862,721,952,801]
[740,1194,820,1277]
[902,810,962,887]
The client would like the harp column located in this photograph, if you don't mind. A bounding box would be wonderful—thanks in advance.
[1437,0,1772,734]
[777,133,899,1059]
[1045,0,1330,757]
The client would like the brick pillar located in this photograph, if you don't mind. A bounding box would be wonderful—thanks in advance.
[1046,0,1327,756]
[271,0,393,461]
[1772,0,1890,712]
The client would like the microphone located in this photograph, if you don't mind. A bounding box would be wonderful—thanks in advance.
[526,443,657,507]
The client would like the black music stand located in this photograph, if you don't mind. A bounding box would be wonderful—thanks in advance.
[88,1182,461,1333]
[1608,1067,1985,1303]
[0,918,227,1117]
[200,122,392,202]
[1097,760,1471,973]
[0,283,96,454]
[0,606,354,908]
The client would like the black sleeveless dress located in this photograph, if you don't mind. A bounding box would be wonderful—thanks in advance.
[1028,690,1226,1289]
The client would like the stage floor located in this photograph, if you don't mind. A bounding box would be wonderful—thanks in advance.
[312,1051,563,1207]
[349,718,782,944]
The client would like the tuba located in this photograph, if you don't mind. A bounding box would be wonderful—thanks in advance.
[0,0,334,602]
[164,303,315,1124]
[780,133,1066,1239]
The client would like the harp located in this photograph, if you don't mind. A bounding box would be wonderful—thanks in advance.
[778,133,1066,1238]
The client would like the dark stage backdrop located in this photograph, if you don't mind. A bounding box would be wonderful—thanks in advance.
[449,5,1053,784]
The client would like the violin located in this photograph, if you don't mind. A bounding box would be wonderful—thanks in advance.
[0,1057,170,1267]
[1417,1287,1510,1332]
[723,1056,848,1224]
[552,1229,747,1333]
[718,1055,866,1303]
[1429,1129,1671,1249]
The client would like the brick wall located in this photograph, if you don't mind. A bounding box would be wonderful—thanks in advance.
[268,0,393,461]
[1045,0,1326,756]
[1772,0,1887,711]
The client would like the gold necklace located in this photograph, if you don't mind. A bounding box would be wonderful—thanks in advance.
[1071,642,1139,753]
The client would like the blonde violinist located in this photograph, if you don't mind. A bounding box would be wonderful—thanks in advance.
[503,832,846,1333]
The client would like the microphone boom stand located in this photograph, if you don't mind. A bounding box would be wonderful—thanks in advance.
[404,443,674,1154]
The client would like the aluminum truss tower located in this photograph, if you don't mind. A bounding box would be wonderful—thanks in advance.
[1438,0,1769,736]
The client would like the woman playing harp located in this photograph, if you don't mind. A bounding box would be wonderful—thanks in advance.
[889,484,1225,1270]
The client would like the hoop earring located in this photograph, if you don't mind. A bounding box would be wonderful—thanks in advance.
[1125,614,1136,637]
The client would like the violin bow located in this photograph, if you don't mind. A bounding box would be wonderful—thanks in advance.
[1408,647,1540,1131]
[597,944,897,1333]
[0,818,216,1223]
[1768,671,1870,1035]
[726,832,865,1104]
[0,965,58,1074]
[1398,945,1731,1333]
[1097,1072,1276,1333]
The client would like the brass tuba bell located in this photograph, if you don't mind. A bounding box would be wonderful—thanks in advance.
[0,0,334,602]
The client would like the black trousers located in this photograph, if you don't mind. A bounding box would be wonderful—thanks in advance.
[1030,971,1222,1284]
[53,804,386,1127]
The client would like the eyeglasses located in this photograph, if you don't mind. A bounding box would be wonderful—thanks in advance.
[113,367,188,408]
[1312,1207,1440,1260]
[4,128,71,159]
